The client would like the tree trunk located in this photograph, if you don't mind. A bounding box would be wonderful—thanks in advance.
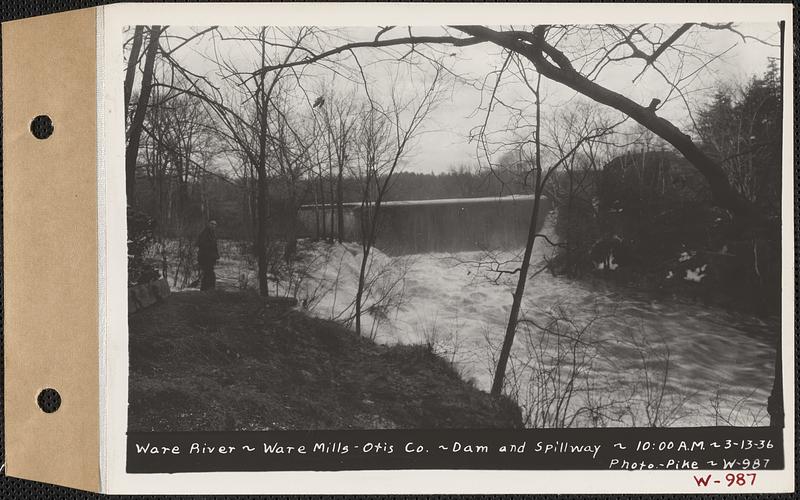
[123,26,144,117]
[254,27,271,297]
[354,243,369,336]
[767,19,785,428]
[491,171,544,396]
[337,160,345,243]
[125,25,161,205]
[319,169,327,239]
[255,167,270,296]
[328,162,336,243]
[284,172,299,262]
[767,338,783,427]
[355,186,381,337]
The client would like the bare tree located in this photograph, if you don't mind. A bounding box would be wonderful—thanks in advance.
[351,67,443,336]
[138,88,223,287]
[482,74,620,396]
[266,93,317,264]
[316,90,360,242]
[545,105,620,276]
[125,25,162,204]
[151,26,322,295]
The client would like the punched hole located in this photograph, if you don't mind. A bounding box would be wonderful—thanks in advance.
[30,115,54,139]
[37,388,61,413]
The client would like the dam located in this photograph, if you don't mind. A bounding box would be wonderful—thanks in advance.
[298,194,550,254]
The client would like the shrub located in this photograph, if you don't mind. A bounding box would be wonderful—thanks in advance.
[128,205,161,286]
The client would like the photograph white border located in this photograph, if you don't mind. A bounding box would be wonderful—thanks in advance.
[100,3,795,494]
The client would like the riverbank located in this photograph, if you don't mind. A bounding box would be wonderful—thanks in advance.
[128,290,523,431]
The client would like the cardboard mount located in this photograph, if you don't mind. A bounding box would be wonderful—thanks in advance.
[3,7,100,492]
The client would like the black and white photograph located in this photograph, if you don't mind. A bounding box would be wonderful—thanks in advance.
[124,20,785,436]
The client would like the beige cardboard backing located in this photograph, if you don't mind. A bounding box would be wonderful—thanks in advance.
[3,7,100,492]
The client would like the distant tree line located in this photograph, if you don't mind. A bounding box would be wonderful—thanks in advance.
[132,165,532,239]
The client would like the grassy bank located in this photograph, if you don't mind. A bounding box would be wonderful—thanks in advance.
[128,290,522,431]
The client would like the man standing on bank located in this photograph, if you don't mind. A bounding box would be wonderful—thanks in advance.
[197,220,219,291]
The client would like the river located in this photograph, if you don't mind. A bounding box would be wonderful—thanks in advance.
[206,217,778,428]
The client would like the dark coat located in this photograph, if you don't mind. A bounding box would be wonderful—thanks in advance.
[197,227,219,266]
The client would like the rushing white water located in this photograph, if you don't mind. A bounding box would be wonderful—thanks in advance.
[189,216,778,428]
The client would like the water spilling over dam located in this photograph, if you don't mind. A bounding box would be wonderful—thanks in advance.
[298,195,551,254]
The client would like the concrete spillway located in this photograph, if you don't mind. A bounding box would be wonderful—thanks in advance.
[298,194,550,254]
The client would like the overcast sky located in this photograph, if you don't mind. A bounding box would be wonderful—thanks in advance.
[142,23,782,175]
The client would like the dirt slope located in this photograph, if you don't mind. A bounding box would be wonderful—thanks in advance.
[128,290,522,431]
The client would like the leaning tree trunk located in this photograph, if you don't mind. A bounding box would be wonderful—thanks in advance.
[490,171,544,396]
[454,25,766,229]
